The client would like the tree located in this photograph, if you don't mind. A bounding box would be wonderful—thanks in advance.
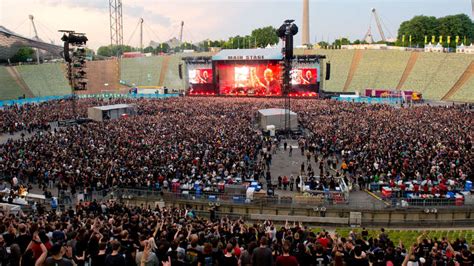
[317,41,329,48]
[397,15,439,47]
[143,46,154,53]
[332,38,351,48]
[11,47,35,63]
[251,26,279,48]
[396,14,474,47]
[437,14,474,47]
[97,45,135,57]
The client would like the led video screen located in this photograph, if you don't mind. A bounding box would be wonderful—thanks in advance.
[189,69,213,84]
[188,68,215,94]
[217,63,282,96]
[290,64,320,94]
[291,68,317,85]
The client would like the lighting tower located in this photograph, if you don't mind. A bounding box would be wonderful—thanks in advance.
[302,0,310,46]
[109,0,123,90]
[109,0,123,47]
[28,15,41,64]
[277,19,298,134]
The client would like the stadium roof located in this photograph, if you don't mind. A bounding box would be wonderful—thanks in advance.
[212,48,283,61]
[0,26,63,60]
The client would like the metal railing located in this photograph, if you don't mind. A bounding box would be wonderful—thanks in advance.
[105,187,473,211]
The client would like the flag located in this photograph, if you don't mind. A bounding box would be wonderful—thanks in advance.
[432,35,435,43]
[447,36,451,44]
[160,43,163,49]
[424,35,428,44]
[409,35,412,43]
[455,36,459,44]
[402,35,405,43]
[439,36,443,43]
[464,36,467,45]
[208,40,211,47]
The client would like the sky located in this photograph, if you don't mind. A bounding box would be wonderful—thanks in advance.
[0,0,472,50]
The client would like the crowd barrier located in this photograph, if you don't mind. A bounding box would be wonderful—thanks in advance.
[0,93,179,107]
[107,187,473,210]
[332,96,402,105]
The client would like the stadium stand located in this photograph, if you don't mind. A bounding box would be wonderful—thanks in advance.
[450,75,474,102]
[396,52,420,89]
[349,50,410,92]
[442,61,474,101]
[81,59,122,94]
[295,49,356,91]
[120,56,163,86]
[402,52,474,100]
[0,66,23,100]
[163,55,185,90]
[16,63,70,97]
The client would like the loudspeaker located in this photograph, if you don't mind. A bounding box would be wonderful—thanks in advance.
[164,88,169,94]
[63,42,71,63]
[178,64,183,79]
[325,62,331,80]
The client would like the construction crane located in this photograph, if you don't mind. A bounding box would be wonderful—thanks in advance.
[371,8,386,42]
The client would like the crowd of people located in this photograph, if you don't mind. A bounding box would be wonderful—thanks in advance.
[294,101,472,198]
[0,201,472,266]
[0,97,472,199]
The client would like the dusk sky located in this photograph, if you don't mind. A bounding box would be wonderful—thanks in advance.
[0,0,472,50]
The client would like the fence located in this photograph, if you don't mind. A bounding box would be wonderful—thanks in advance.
[332,96,402,105]
[107,187,473,211]
[0,93,179,107]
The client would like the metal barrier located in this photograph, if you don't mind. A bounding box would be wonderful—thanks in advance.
[106,187,472,211]
[332,96,402,105]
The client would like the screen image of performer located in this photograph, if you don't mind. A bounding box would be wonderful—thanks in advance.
[301,70,314,84]
[253,68,281,95]
[197,70,210,84]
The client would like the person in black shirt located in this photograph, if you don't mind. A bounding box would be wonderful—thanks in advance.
[91,242,107,266]
[105,240,126,266]
[219,244,238,266]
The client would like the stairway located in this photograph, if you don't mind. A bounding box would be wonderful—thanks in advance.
[396,52,420,90]
[343,50,363,92]
[158,56,171,86]
[6,66,35,97]
[441,61,474,101]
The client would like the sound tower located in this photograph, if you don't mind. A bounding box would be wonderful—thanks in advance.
[178,64,183,79]
[326,62,331,80]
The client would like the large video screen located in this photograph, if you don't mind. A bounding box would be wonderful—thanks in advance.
[217,62,282,96]
[291,68,317,85]
[189,69,213,84]
[188,67,215,94]
[290,63,320,95]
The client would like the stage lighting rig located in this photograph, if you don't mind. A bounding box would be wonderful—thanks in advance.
[277,19,298,134]
[59,30,88,118]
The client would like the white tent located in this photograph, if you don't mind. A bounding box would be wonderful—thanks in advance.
[258,108,298,131]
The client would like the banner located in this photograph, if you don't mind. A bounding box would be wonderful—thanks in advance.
[447,36,451,44]
[424,35,428,44]
[439,36,443,43]
[402,35,405,43]
[432,36,436,43]
[456,36,459,44]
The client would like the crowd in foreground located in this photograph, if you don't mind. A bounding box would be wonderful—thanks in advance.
[0,201,473,266]
[1,97,472,199]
